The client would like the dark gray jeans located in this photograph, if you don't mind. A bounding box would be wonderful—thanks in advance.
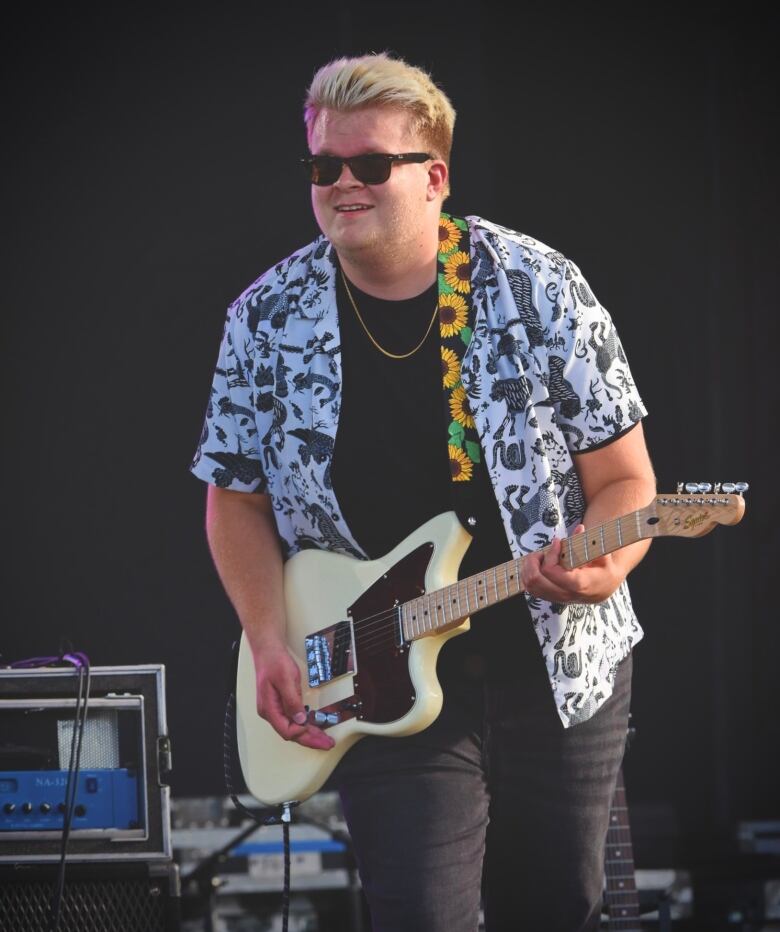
[333,651,632,932]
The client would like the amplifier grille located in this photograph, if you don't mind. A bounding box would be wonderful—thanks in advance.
[0,871,175,932]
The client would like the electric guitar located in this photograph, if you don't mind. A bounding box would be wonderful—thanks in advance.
[236,484,747,806]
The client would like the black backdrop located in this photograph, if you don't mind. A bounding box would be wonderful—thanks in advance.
[3,2,777,871]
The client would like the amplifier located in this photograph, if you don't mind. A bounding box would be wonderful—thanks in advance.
[0,664,172,862]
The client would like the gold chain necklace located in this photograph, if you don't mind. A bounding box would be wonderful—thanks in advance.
[340,270,438,360]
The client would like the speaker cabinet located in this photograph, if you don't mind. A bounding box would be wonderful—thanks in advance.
[0,860,180,932]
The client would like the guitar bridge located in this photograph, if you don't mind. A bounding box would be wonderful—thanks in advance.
[305,697,362,729]
[304,620,355,687]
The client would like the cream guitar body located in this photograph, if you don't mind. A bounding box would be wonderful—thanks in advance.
[236,511,472,806]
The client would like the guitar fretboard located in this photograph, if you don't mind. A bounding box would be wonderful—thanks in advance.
[401,506,655,641]
[604,769,641,930]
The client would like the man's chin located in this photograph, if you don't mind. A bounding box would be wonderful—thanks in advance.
[329,228,380,258]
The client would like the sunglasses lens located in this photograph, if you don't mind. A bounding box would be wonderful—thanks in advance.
[308,157,341,186]
[304,155,399,185]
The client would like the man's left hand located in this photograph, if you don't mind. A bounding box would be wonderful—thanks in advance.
[520,524,626,604]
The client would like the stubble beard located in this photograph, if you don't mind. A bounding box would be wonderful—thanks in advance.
[337,201,429,276]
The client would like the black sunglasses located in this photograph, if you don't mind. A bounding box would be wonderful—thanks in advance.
[301,152,433,186]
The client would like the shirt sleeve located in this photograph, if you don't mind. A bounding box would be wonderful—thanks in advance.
[189,303,267,493]
[549,258,648,452]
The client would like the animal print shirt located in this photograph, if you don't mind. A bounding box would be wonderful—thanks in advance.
[190,216,649,727]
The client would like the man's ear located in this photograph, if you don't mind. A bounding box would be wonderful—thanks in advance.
[427,159,449,200]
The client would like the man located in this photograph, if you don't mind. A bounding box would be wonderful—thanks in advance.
[191,52,656,931]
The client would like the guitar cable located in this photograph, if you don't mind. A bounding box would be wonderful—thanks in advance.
[7,648,91,932]
[49,654,90,932]
[220,641,363,932]
[222,641,294,932]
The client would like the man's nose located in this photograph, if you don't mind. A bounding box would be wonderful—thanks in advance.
[334,163,364,188]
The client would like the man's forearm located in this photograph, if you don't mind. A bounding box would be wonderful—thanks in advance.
[581,475,656,579]
[205,486,287,652]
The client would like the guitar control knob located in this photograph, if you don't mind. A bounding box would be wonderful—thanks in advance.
[3,803,15,814]
[40,803,51,814]
[21,802,32,814]
[74,805,86,817]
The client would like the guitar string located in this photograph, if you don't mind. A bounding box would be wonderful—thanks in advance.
[604,780,640,923]
[305,510,667,695]
[315,497,720,660]
[332,559,525,655]
[322,516,640,656]
[604,855,640,919]
[324,558,523,653]
[308,512,641,664]
[343,547,574,655]
[349,571,522,653]
[331,514,638,650]
[330,558,529,656]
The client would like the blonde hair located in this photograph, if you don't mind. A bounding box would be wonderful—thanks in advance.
[304,53,456,185]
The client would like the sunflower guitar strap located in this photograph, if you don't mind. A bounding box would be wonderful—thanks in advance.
[437,213,479,485]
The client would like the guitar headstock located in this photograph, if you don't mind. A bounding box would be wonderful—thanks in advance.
[649,482,748,539]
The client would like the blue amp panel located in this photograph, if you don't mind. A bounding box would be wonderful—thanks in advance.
[0,769,140,831]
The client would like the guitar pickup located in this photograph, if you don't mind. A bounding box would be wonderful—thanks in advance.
[305,620,355,687]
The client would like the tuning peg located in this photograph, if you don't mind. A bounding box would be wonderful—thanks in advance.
[721,482,735,493]
[684,483,700,494]
[735,482,749,494]
[697,482,712,493]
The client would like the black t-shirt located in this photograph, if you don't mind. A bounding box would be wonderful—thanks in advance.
[330,272,544,685]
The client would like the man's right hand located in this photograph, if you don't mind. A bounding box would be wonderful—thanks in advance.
[254,643,335,750]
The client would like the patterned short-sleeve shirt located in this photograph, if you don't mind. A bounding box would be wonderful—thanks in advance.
[191,216,648,727]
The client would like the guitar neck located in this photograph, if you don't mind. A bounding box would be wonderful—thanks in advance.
[604,768,641,929]
[400,505,654,641]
